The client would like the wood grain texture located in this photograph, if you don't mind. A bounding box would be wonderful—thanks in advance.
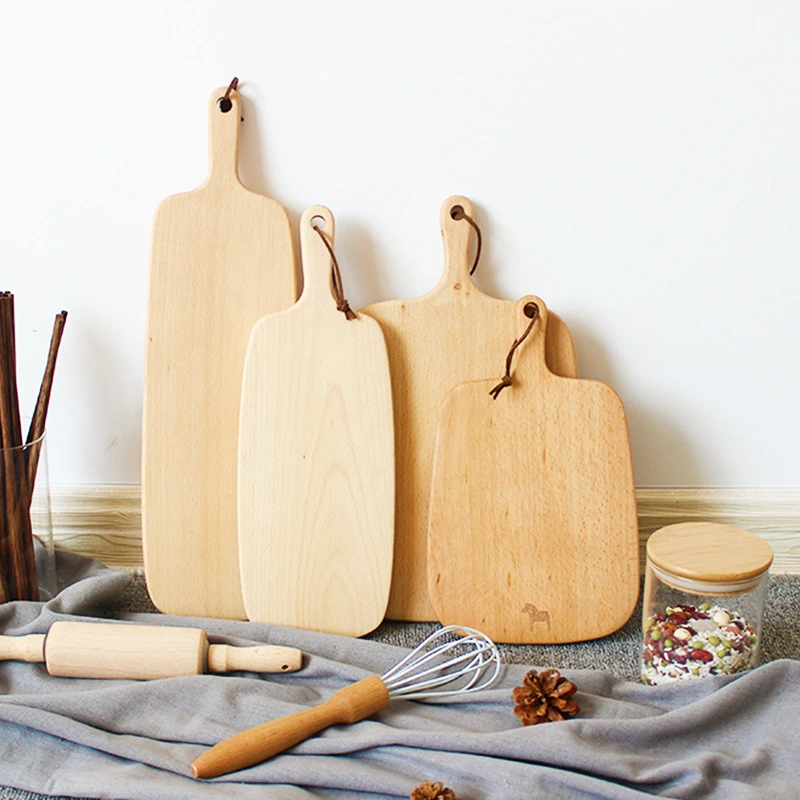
[192,675,391,779]
[0,620,302,678]
[44,621,207,679]
[44,485,800,575]
[238,206,394,637]
[646,522,773,582]
[427,297,639,644]
[636,488,800,573]
[0,633,46,663]
[206,643,303,674]
[142,85,297,619]
[361,196,579,621]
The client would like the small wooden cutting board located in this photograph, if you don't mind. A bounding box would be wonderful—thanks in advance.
[238,206,394,637]
[361,196,579,621]
[427,297,639,643]
[142,84,297,619]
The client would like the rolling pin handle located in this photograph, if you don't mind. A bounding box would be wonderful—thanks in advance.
[206,644,303,674]
[0,633,46,664]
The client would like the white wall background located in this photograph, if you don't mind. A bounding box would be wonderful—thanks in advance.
[1,0,798,488]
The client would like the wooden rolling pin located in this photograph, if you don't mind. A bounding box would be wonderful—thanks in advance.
[0,621,303,679]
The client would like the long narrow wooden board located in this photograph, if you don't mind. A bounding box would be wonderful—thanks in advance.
[238,206,394,637]
[427,297,639,643]
[142,84,297,619]
[360,196,579,621]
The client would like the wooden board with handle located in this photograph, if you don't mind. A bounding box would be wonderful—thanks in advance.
[360,196,579,621]
[427,297,639,643]
[238,205,394,637]
[142,83,297,619]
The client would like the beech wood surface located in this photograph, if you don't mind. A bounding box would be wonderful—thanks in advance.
[142,85,297,619]
[238,206,394,637]
[191,675,391,779]
[647,522,773,582]
[427,297,638,643]
[360,196,579,621]
[206,643,302,674]
[0,621,303,678]
[0,632,45,663]
[36,485,800,576]
[44,621,206,679]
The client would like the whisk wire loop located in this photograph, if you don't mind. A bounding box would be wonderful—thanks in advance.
[380,625,501,701]
[388,657,486,697]
[386,641,492,693]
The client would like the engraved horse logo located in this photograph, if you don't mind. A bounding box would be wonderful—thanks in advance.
[522,603,551,631]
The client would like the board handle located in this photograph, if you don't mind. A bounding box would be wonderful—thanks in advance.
[206,80,243,187]
[191,675,390,779]
[490,296,551,397]
[435,195,481,292]
[206,644,303,674]
[0,633,46,664]
[515,295,549,373]
[299,205,348,313]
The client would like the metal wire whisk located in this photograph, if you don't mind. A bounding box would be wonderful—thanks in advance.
[191,625,502,779]
[380,624,501,699]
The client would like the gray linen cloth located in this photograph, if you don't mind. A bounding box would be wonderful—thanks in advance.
[0,551,797,799]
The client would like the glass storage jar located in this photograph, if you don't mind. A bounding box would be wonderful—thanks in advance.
[641,522,772,685]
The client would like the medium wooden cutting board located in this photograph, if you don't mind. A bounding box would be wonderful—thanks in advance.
[427,297,639,643]
[360,196,579,621]
[142,84,297,619]
[238,206,394,637]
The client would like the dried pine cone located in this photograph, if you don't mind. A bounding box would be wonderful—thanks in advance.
[410,780,457,800]
[513,668,580,725]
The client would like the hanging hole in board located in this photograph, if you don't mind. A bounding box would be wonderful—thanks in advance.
[218,77,239,113]
[310,215,327,231]
[523,302,539,319]
[449,205,482,275]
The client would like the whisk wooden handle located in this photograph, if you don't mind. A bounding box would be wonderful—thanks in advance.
[191,675,390,779]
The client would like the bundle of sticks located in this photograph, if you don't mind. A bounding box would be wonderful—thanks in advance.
[0,293,67,602]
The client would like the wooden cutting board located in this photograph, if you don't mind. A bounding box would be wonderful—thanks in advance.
[142,83,297,619]
[238,206,394,637]
[427,297,639,643]
[360,196,579,621]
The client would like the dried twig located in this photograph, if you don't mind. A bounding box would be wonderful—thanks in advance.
[0,292,32,599]
[25,310,67,490]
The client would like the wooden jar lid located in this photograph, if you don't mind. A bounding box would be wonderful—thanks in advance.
[646,522,773,583]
